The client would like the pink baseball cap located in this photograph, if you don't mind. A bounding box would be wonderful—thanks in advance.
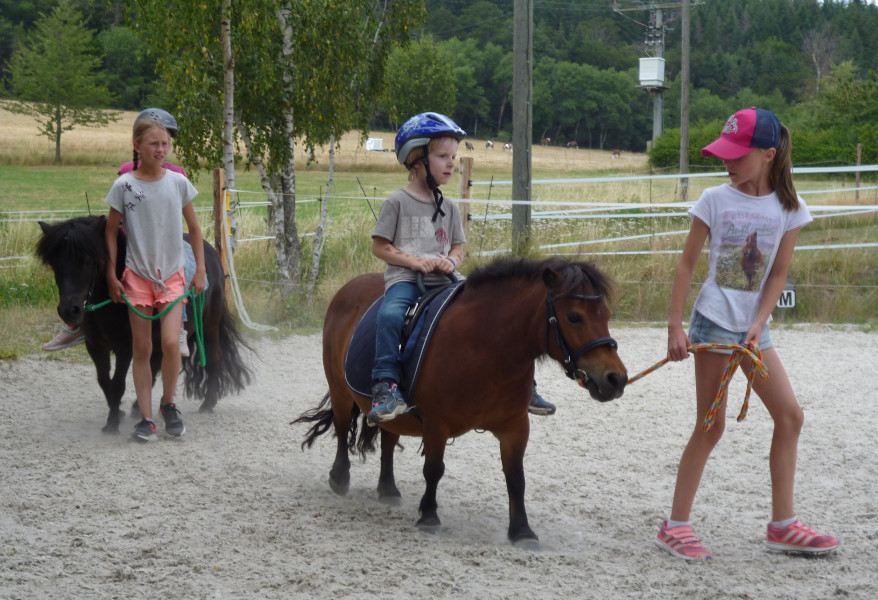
[701,107,781,160]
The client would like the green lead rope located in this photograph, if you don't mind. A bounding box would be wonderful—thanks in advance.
[86,288,206,367]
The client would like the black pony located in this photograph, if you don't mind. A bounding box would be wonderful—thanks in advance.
[35,216,252,433]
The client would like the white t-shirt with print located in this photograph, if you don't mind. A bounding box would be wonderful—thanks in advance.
[689,184,812,332]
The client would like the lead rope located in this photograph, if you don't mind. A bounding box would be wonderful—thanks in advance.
[627,343,769,432]
[85,289,206,367]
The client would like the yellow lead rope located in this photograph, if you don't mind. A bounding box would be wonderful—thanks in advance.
[627,343,769,432]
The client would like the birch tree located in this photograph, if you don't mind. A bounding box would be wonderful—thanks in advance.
[134,0,423,294]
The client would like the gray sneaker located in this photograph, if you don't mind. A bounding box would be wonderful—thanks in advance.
[528,384,556,416]
[160,402,186,437]
[366,382,410,426]
[132,419,158,442]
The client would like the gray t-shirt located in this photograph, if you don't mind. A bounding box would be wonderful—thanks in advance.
[104,170,198,290]
[372,188,466,290]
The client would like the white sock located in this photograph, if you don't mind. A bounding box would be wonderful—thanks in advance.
[667,519,690,528]
[771,517,797,529]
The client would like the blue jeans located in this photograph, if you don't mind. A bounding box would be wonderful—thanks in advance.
[372,281,421,383]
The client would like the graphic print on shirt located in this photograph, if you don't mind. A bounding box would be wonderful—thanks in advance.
[714,209,778,292]
[401,216,449,254]
[122,181,146,213]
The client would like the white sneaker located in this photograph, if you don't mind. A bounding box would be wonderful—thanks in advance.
[179,328,190,357]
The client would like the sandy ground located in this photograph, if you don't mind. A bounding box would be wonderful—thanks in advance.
[1,325,876,599]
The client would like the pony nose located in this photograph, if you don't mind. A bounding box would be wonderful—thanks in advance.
[605,370,628,398]
[58,300,84,325]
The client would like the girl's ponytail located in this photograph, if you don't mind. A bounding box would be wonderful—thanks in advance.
[770,125,798,211]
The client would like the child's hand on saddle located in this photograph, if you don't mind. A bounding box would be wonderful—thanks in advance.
[410,257,437,274]
[436,258,456,275]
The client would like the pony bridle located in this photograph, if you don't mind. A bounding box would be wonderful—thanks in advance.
[545,290,618,387]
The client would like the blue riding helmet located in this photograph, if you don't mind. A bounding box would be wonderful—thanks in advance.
[395,112,466,166]
[135,108,179,138]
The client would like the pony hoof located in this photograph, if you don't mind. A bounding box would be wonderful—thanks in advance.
[512,537,541,552]
[101,424,120,435]
[328,478,349,496]
[378,494,402,507]
[417,515,441,533]
[198,405,215,414]
[417,523,441,535]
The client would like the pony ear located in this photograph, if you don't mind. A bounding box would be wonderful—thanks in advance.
[94,215,107,233]
[542,267,560,287]
[39,221,51,234]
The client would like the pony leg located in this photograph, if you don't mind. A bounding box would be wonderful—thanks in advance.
[377,428,402,505]
[417,426,448,530]
[497,427,539,548]
[328,399,353,496]
[86,343,128,434]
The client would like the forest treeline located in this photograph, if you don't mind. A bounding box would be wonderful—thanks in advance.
[2,0,877,167]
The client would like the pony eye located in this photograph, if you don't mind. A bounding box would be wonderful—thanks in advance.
[566,312,583,324]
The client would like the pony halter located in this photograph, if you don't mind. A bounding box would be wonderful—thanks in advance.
[544,290,618,385]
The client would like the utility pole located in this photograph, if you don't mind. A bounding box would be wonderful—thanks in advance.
[646,5,669,141]
[679,0,691,202]
[616,2,700,147]
[512,0,533,255]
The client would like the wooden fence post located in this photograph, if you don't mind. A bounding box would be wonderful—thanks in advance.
[458,156,473,252]
[213,168,231,308]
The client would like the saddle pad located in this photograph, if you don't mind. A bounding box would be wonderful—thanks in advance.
[344,281,465,398]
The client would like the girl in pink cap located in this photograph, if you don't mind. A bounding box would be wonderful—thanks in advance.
[654,107,839,560]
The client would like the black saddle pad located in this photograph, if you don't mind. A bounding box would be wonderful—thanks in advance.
[344,281,464,398]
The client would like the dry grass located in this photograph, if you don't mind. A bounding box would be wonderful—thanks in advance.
[0,101,651,174]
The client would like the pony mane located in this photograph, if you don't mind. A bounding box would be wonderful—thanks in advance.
[466,256,613,300]
[35,216,108,267]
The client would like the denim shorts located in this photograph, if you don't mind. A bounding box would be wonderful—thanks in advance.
[688,309,773,354]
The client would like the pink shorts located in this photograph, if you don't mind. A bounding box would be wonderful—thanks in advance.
[122,267,186,307]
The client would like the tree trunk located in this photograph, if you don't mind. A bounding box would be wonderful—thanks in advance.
[276,3,301,295]
[496,95,507,137]
[221,0,237,251]
[54,107,62,164]
[235,115,288,290]
[307,135,334,293]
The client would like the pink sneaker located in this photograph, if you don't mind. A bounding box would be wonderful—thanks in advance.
[766,520,839,554]
[42,325,85,351]
[655,520,713,560]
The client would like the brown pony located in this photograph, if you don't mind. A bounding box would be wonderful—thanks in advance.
[296,257,627,548]
[741,231,764,290]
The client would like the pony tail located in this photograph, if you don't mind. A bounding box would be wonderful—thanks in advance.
[770,125,798,211]
[132,149,139,172]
